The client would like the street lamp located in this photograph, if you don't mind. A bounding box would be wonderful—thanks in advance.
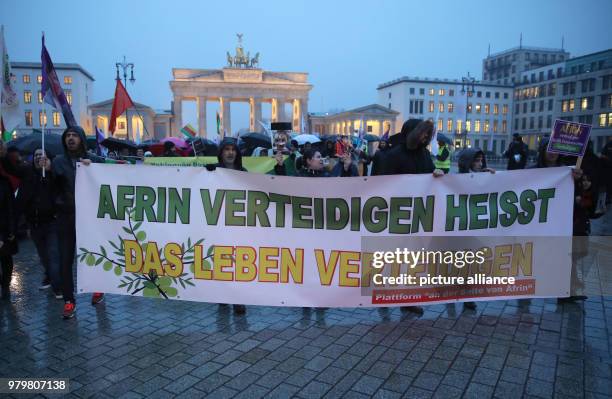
[460,72,476,148]
[115,56,135,140]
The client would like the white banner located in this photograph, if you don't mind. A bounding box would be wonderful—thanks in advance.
[76,164,574,307]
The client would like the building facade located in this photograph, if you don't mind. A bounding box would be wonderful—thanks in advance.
[89,99,172,141]
[10,62,94,135]
[377,77,514,154]
[309,104,398,136]
[512,49,612,151]
[482,46,569,86]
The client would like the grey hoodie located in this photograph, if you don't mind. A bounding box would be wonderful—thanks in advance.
[457,148,487,173]
[51,126,104,214]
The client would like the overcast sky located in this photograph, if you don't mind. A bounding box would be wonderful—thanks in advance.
[2,0,611,132]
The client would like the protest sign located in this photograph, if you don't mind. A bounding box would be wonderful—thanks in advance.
[547,119,592,157]
[76,165,574,307]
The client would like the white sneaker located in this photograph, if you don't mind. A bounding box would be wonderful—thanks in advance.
[39,280,51,290]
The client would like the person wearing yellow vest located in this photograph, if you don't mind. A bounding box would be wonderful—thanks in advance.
[434,139,451,174]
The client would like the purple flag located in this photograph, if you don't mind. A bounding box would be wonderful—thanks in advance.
[41,35,77,127]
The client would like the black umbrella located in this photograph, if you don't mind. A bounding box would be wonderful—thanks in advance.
[7,132,64,157]
[190,138,218,156]
[239,132,272,149]
[100,137,137,152]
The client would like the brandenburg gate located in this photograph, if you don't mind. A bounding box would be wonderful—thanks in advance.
[169,34,312,137]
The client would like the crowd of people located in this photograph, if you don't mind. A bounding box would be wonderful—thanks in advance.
[0,118,610,318]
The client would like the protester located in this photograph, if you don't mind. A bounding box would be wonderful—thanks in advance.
[270,131,300,176]
[601,138,612,204]
[297,149,357,177]
[0,170,16,300]
[205,138,247,314]
[533,138,593,302]
[370,139,389,176]
[321,140,336,158]
[163,141,177,157]
[379,119,444,177]
[303,141,312,154]
[15,149,62,298]
[434,139,451,174]
[377,119,443,314]
[335,135,352,157]
[206,137,247,172]
[504,133,528,170]
[456,147,495,310]
[52,126,105,319]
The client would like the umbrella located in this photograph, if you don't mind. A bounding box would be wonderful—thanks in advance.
[435,133,452,145]
[100,137,138,152]
[7,132,64,157]
[161,137,189,148]
[239,132,272,149]
[293,134,321,145]
[362,134,380,143]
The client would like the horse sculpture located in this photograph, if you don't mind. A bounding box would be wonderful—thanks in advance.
[250,52,259,68]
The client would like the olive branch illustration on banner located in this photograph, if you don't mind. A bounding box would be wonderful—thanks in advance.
[77,208,215,298]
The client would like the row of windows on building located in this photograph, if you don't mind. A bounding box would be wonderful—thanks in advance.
[23,90,72,105]
[514,76,612,101]
[21,74,73,85]
[24,110,62,127]
[514,83,557,100]
[516,99,555,114]
[431,118,508,134]
[598,113,612,128]
[485,52,565,69]
[560,95,612,113]
[407,100,509,115]
[515,115,555,131]
[389,88,509,100]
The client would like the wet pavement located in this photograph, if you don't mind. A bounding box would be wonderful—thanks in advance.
[1,216,611,398]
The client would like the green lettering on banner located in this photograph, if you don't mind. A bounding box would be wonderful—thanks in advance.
[247,191,271,227]
[469,193,488,230]
[412,196,434,233]
[292,196,313,229]
[314,198,324,229]
[537,188,555,222]
[200,189,225,225]
[350,197,361,231]
[518,189,537,224]
[326,198,349,230]
[363,197,388,233]
[388,197,411,234]
[117,185,135,220]
[168,188,190,224]
[157,188,167,223]
[445,194,468,231]
[97,184,118,219]
[225,190,246,226]
[135,186,157,222]
[269,193,291,227]
[499,191,518,227]
[488,192,498,228]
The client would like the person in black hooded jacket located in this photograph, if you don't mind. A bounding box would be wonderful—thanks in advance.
[0,173,16,300]
[533,138,592,302]
[15,148,62,296]
[52,125,105,318]
[205,138,247,172]
[205,138,247,314]
[379,119,444,177]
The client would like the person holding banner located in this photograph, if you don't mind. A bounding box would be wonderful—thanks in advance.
[205,137,247,172]
[534,138,592,302]
[52,126,105,319]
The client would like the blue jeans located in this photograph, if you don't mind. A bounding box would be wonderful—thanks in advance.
[30,220,61,293]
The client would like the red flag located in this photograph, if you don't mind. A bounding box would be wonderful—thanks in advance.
[109,79,134,134]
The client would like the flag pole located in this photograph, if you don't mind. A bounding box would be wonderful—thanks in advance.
[41,31,45,178]
[129,103,152,139]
